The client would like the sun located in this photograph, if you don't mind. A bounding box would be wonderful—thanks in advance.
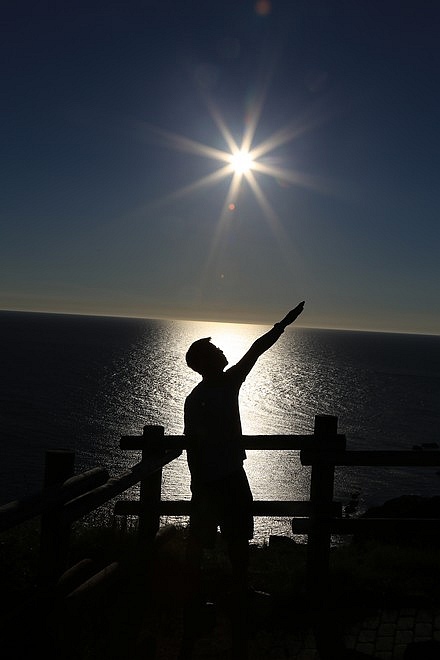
[230,149,254,174]
[142,95,328,226]
[138,97,328,280]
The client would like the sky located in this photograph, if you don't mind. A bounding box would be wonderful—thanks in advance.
[1,0,439,334]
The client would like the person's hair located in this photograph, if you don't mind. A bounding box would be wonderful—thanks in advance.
[185,337,212,374]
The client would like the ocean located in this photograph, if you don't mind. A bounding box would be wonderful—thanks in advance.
[1,310,440,544]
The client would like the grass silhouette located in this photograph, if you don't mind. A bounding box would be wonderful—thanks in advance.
[2,521,440,659]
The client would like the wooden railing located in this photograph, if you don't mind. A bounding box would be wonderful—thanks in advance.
[0,442,181,585]
[2,414,440,598]
[118,414,440,598]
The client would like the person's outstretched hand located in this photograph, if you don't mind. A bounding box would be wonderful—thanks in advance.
[280,301,305,328]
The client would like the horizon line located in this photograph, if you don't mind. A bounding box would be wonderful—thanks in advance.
[1,307,439,338]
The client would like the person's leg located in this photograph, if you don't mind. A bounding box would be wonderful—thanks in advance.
[227,537,250,594]
[184,485,214,598]
[179,488,216,659]
[222,469,253,594]
[179,532,204,660]
[185,532,204,595]
[220,470,254,659]
[226,537,250,659]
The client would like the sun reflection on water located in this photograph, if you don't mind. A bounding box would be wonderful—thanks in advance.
[94,318,311,543]
[136,319,312,543]
[77,318,439,544]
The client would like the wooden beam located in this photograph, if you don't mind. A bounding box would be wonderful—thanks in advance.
[292,517,440,535]
[301,450,440,467]
[113,499,342,518]
[120,434,319,451]
[0,467,109,532]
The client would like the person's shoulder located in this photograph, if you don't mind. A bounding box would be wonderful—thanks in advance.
[223,364,245,384]
[185,380,206,399]
[185,382,199,399]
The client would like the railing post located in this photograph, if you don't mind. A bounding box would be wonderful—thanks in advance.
[138,425,165,545]
[39,449,75,586]
[306,415,339,605]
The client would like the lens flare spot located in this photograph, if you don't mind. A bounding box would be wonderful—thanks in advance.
[228,203,236,211]
[255,0,271,17]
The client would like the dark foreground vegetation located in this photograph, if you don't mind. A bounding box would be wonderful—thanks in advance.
[2,515,440,659]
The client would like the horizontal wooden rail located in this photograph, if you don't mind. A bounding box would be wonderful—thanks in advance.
[120,434,346,451]
[300,449,440,467]
[292,517,440,535]
[114,499,343,518]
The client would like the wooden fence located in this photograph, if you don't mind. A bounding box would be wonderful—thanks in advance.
[0,442,181,586]
[2,414,440,599]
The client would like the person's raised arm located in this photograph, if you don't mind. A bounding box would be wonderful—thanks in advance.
[232,301,305,378]
[274,300,306,332]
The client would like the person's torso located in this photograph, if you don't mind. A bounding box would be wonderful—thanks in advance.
[184,373,246,483]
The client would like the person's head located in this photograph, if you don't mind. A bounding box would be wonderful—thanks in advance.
[185,337,228,376]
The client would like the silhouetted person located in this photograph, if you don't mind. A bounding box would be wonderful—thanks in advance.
[180,302,305,658]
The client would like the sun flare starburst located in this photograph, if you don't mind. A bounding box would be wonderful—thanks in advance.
[139,96,331,277]
[229,149,254,174]
[144,97,326,221]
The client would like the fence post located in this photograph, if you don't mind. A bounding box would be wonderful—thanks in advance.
[39,449,75,586]
[138,425,165,545]
[306,415,339,605]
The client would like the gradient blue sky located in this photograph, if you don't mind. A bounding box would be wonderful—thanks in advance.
[1,1,439,334]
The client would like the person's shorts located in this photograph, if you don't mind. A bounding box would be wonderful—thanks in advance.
[189,467,254,548]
